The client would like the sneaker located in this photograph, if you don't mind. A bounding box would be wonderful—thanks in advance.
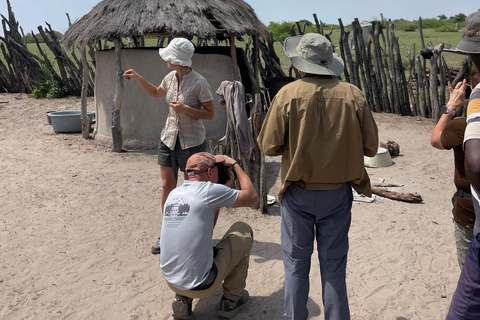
[151,237,161,254]
[217,290,249,319]
[172,294,193,320]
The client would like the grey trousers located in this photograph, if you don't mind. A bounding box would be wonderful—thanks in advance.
[281,183,352,320]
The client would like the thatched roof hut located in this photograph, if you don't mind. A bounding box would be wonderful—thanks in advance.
[62,0,269,48]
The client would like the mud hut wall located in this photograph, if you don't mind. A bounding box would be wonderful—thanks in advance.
[94,48,235,149]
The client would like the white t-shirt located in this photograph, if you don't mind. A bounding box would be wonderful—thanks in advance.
[160,180,239,290]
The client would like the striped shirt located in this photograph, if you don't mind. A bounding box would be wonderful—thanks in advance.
[463,82,480,236]
[160,70,214,150]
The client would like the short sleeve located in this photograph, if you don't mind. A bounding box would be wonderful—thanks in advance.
[464,83,480,144]
[194,78,214,103]
[441,118,466,150]
[464,121,480,144]
[207,183,239,210]
[160,71,175,92]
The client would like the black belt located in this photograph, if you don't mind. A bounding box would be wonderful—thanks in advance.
[191,263,218,291]
[454,190,472,198]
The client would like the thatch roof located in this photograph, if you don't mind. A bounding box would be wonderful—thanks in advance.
[62,0,269,48]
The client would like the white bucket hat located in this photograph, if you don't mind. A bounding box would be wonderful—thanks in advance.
[159,38,195,67]
[284,33,344,76]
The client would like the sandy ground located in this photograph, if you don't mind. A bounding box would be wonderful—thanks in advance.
[0,93,464,319]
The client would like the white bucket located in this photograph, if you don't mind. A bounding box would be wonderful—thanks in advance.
[364,147,393,167]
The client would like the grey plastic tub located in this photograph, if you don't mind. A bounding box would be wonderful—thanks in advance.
[46,111,56,125]
[49,110,95,133]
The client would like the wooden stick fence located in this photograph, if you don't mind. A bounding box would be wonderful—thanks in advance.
[258,14,472,122]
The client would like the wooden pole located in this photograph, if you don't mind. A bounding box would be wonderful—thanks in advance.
[393,35,410,115]
[229,36,241,81]
[370,21,383,112]
[112,37,124,152]
[353,19,373,109]
[375,20,390,112]
[430,44,443,121]
[387,21,401,114]
[81,46,89,139]
[339,19,356,87]
[418,18,431,113]
[253,35,267,213]
[417,56,428,117]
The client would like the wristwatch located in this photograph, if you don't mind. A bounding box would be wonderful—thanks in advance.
[444,107,455,116]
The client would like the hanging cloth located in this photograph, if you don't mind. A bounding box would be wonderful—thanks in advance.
[216,81,255,154]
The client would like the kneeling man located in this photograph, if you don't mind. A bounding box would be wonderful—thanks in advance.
[160,152,258,319]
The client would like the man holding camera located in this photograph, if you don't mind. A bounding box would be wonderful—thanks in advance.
[160,152,258,320]
[446,11,480,320]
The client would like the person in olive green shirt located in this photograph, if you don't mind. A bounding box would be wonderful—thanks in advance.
[257,33,378,320]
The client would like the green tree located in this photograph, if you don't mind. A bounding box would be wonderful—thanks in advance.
[268,21,293,41]
[437,14,447,20]
[298,19,313,27]
[451,13,467,23]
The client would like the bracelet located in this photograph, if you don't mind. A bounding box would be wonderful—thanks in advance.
[232,162,238,167]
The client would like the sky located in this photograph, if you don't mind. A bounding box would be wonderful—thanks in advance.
[3,0,478,36]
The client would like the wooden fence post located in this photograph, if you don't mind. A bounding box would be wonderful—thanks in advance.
[81,46,90,139]
[339,19,358,89]
[112,37,124,153]
[353,19,374,110]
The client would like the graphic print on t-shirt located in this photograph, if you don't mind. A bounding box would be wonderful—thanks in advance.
[163,196,190,228]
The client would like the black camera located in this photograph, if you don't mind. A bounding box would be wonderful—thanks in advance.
[217,163,234,184]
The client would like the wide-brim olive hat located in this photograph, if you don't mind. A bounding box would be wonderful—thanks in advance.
[284,33,344,76]
[456,12,480,54]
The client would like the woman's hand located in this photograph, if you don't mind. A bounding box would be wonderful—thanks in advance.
[123,69,140,81]
[170,101,187,114]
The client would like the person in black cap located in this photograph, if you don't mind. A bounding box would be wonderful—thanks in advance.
[258,33,378,320]
[446,11,480,320]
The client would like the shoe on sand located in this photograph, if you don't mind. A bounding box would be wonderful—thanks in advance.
[151,237,161,254]
[217,290,249,319]
[172,294,193,320]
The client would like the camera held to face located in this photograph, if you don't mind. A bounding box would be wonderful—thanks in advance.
[217,163,234,184]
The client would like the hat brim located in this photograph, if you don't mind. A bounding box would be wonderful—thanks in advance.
[284,35,344,76]
[456,36,480,54]
[158,47,192,67]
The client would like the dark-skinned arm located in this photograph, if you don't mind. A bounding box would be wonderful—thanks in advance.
[465,139,480,193]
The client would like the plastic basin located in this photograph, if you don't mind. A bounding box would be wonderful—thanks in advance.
[364,147,393,167]
[49,110,95,133]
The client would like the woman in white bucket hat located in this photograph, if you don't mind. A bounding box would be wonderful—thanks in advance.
[123,38,214,254]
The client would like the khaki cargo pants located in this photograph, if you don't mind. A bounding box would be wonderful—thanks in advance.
[167,221,253,301]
